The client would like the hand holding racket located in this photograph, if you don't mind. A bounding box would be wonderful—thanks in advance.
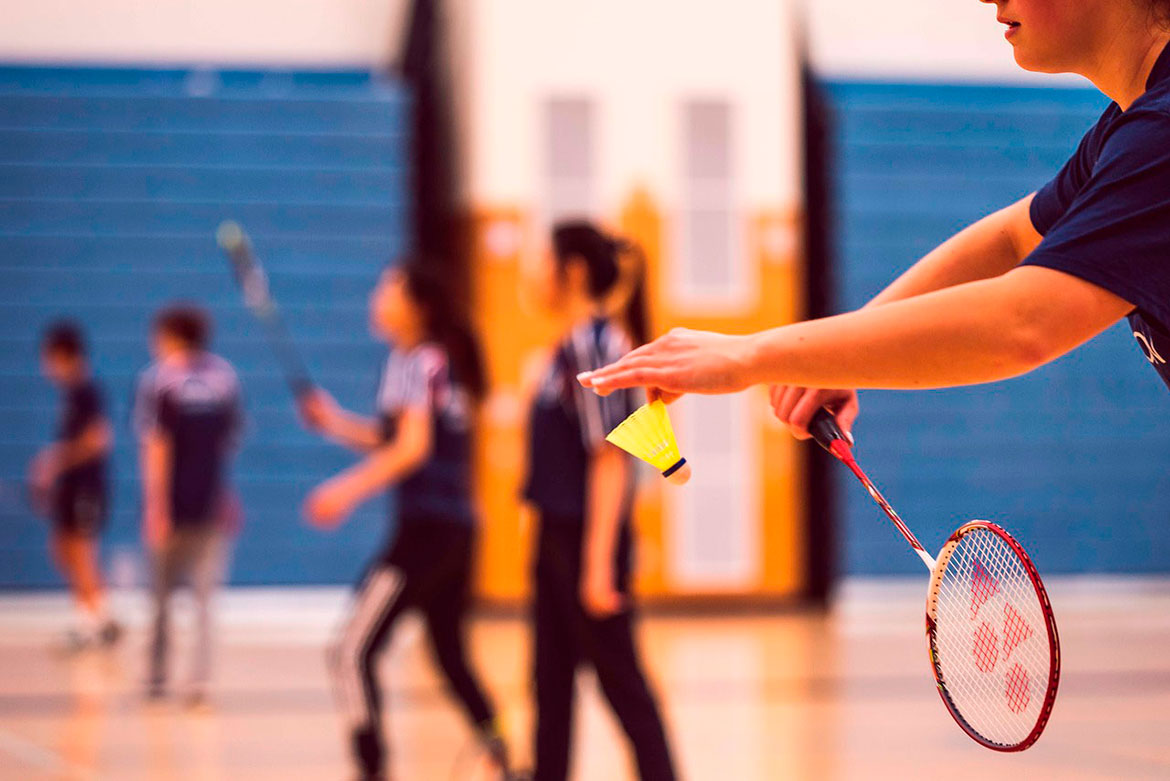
[809,408,1060,752]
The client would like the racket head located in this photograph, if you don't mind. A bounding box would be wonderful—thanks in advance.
[925,520,1060,752]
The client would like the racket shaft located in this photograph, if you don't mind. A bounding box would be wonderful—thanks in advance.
[835,444,936,570]
[809,408,935,570]
[257,311,312,397]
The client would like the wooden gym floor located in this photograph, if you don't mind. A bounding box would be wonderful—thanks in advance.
[0,578,1168,780]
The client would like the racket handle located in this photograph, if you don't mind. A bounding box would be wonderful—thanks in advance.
[809,408,849,453]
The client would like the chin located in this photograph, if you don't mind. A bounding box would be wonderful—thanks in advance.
[1011,47,1064,74]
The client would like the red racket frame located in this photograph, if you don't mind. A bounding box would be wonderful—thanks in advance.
[809,409,1060,751]
[926,520,1061,752]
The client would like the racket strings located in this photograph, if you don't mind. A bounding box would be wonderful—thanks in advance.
[932,528,1052,746]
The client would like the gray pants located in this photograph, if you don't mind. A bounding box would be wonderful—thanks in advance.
[149,526,229,690]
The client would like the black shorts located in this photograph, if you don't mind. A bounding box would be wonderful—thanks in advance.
[53,489,107,537]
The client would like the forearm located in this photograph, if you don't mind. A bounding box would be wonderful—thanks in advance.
[56,422,112,470]
[329,444,425,508]
[584,447,629,575]
[745,267,1123,390]
[867,195,1039,308]
[322,410,382,452]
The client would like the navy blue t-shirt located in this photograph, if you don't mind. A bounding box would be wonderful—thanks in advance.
[134,353,242,525]
[524,317,637,522]
[57,378,107,500]
[1024,42,1170,390]
[378,343,475,525]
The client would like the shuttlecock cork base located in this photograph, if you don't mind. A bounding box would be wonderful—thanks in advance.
[605,401,692,486]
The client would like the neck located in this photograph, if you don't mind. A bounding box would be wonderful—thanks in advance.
[395,330,424,350]
[1082,22,1169,110]
[167,350,197,368]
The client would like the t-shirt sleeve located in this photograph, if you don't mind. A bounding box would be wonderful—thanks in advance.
[1029,120,1103,236]
[380,348,441,414]
[1021,110,1170,328]
[568,325,634,453]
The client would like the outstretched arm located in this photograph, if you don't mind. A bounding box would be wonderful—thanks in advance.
[580,265,1132,395]
[298,388,382,452]
[771,193,1042,437]
[868,194,1042,307]
[303,406,432,527]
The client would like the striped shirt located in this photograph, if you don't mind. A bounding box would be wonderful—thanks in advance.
[523,316,637,521]
[378,343,475,525]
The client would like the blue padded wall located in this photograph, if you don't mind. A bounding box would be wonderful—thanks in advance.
[0,66,410,587]
[827,81,1170,575]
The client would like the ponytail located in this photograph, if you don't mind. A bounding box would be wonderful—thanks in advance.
[610,239,650,346]
[400,258,489,403]
[552,220,651,346]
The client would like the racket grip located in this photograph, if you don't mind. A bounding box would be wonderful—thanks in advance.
[809,408,849,453]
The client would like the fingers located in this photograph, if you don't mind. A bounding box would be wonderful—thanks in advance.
[788,391,827,440]
[585,366,674,396]
[836,394,860,440]
[647,387,683,405]
[771,385,806,431]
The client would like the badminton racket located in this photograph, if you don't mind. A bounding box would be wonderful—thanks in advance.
[216,221,313,399]
[809,408,1060,752]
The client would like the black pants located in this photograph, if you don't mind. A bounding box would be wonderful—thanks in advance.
[329,519,496,777]
[533,516,677,781]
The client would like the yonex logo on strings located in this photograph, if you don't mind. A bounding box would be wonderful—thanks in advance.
[969,559,1035,714]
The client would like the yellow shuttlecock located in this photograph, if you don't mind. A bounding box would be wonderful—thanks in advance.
[605,400,692,485]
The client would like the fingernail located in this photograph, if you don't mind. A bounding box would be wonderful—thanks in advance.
[576,371,592,385]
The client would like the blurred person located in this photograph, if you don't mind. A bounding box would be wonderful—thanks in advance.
[134,305,242,706]
[299,261,513,781]
[522,221,677,781]
[29,321,121,650]
[580,1,1170,437]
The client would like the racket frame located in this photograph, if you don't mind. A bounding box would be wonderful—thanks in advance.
[809,408,1060,751]
[925,519,1061,752]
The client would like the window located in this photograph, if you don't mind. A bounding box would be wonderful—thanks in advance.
[676,100,745,307]
[543,97,596,224]
[668,395,759,588]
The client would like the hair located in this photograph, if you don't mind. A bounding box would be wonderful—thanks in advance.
[552,220,650,346]
[42,320,86,359]
[400,259,489,402]
[153,304,211,350]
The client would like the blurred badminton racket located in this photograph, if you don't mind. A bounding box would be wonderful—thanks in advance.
[216,221,313,399]
[809,408,1060,752]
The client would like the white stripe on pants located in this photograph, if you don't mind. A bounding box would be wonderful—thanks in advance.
[330,566,405,728]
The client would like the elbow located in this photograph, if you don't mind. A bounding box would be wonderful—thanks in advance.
[400,440,432,475]
[1003,312,1063,375]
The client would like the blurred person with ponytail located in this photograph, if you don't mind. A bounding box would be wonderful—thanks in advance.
[522,220,677,781]
[299,260,514,781]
